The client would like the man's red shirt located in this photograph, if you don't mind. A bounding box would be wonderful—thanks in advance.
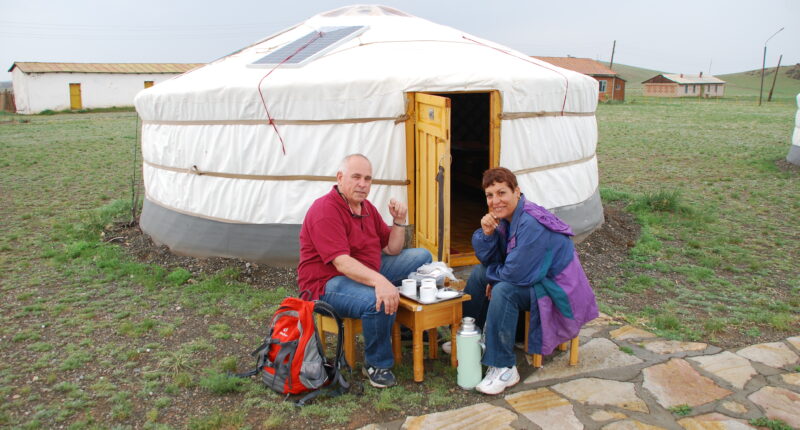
[298,186,391,300]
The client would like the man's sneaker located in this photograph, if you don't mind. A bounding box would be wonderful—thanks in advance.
[362,364,397,388]
[475,366,519,395]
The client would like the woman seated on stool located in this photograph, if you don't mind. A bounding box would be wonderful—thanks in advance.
[463,167,599,395]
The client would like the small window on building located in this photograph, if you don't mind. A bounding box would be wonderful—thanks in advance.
[615,82,621,90]
[144,81,154,89]
[684,85,688,94]
[598,80,607,92]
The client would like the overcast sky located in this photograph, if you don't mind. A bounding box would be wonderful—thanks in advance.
[2,0,797,81]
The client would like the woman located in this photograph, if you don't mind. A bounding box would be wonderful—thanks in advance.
[463,167,598,395]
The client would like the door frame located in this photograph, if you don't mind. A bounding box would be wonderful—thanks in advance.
[405,90,502,266]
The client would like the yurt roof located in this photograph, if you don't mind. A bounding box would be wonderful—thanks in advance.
[135,4,597,122]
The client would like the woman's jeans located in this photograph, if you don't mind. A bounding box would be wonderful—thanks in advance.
[463,264,531,368]
[320,248,432,369]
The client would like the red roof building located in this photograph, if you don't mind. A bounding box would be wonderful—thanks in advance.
[533,57,625,101]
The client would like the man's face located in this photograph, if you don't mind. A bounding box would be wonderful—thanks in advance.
[337,156,373,206]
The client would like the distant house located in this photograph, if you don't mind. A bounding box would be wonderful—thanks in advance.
[534,57,626,101]
[8,62,203,114]
[642,73,725,98]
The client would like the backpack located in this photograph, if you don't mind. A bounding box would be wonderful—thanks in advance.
[237,297,351,406]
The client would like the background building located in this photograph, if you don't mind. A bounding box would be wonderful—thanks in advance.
[534,57,626,101]
[642,73,726,98]
[9,62,202,114]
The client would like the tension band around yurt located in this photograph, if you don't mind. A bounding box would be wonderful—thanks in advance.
[141,114,410,126]
[143,160,411,186]
[501,111,595,120]
[512,154,597,176]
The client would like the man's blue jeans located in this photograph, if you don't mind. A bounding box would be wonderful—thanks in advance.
[463,264,531,368]
[320,248,432,369]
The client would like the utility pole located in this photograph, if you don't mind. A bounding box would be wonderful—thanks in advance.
[759,27,784,106]
[609,40,617,102]
[609,40,616,69]
[767,54,782,102]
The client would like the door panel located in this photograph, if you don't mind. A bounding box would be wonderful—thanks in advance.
[414,93,451,262]
[69,83,82,110]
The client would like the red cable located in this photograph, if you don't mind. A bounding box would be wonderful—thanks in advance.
[257,31,324,154]
[461,36,570,115]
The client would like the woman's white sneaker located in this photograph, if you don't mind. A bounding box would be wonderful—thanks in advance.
[475,366,519,395]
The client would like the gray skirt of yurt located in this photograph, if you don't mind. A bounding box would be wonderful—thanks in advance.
[140,189,604,266]
[788,145,800,166]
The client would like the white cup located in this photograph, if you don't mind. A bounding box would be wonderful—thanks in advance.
[419,279,437,303]
[401,279,416,296]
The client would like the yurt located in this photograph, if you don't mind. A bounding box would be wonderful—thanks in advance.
[134,4,603,267]
[788,94,800,166]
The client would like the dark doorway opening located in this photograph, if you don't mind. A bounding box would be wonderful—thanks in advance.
[434,92,490,258]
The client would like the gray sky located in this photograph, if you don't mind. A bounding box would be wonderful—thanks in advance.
[2,0,797,81]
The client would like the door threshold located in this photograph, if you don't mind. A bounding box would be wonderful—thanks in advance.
[449,252,479,267]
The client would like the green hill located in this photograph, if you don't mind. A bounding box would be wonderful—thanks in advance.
[718,65,800,100]
[598,61,800,101]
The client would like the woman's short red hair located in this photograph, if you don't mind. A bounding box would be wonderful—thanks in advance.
[481,167,518,190]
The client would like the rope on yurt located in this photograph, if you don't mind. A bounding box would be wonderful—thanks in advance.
[256,31,324,155]
[461,35,571,115]
[141,160,410,186]
[129,114,142,226]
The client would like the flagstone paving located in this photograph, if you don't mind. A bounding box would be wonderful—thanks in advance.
[688,351,758,390]
[361,315,800,430]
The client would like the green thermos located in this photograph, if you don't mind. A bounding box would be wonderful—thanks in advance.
[456,317,483,389]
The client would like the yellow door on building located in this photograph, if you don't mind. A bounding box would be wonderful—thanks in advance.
[413,93,451,263]
[69,83,82,110]
[144,81,154,88]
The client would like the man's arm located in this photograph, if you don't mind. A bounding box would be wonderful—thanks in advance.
[332,254,399,314]
[383,198,407,255]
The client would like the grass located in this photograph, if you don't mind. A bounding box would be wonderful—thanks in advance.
[594,95,799,342]
[1,88,798,428]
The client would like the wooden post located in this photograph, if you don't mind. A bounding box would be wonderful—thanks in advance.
[767,54,782,102]
[609,41,617,102]
[759,46,767,106]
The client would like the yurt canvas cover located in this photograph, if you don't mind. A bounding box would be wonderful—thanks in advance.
[788,94,800,165]
[134,5,603,266]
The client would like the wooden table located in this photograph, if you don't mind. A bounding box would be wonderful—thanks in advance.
[391,294,471,382]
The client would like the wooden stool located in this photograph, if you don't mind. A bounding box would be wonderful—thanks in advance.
[523,311,580,367]
[315,315,401,368]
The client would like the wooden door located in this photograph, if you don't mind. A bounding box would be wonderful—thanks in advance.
[69,83,82,110]
[414,93,451,262]
[144,81,154,89]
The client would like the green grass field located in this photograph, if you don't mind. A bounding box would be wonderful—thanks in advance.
[1,89,798,427]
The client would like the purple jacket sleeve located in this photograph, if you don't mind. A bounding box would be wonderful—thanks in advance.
[485,217,551,287]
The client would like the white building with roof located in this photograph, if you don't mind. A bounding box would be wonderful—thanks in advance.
[642,73,726,98]
[9,62,202,114]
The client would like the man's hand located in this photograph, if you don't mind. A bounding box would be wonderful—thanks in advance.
[388,198,407,225]
[374,278,400,314]
[480,213,499,236]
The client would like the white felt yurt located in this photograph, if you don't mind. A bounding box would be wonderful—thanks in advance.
[134,5,603,267]
[788,94,800,166]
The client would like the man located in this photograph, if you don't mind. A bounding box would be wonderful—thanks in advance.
[298,154,432,388]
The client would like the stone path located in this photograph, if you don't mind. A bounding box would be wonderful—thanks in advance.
[359,315,800,430]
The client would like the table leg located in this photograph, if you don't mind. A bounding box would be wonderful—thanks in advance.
[451,304,462,368]
[392,323,401,364]
[413,328,424,382]
[428,329,438,359]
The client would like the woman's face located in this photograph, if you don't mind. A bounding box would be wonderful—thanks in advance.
[484,181,521,221]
